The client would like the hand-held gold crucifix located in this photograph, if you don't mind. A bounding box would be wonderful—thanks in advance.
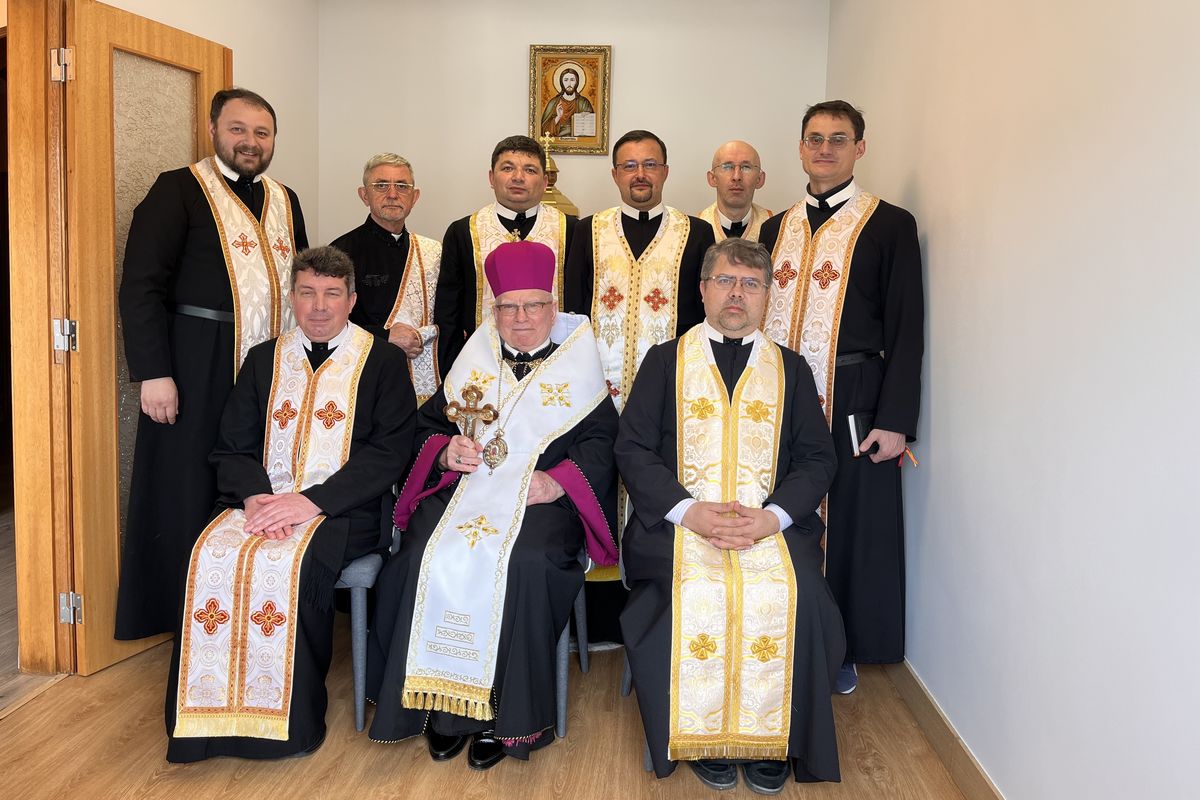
[444,384,498,441]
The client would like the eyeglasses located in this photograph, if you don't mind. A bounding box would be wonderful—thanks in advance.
[713,162,761,175]
[801,134,857,150]
[704,274,766,294]
[617,160,665,173]
[494,300,552,317]
[367,181,415,194]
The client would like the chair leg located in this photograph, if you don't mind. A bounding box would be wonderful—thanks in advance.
[643,737,652,772]
[555,623,569,738]
[574,586,589,674]
[350,586,369,732]
[621,650,633,697]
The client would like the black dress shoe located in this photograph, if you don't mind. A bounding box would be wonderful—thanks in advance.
[742,760,790,795]
[688,759,738,790]
[466,731,507,771]
[426,729,467,761]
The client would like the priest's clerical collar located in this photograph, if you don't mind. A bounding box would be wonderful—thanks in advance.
[703,319,760,347]
[621,202,664,222]
[299,322,351,352]
[215,155,263,184]
[717,208,753,228]
[496,202,541,221]
[501,336,552,359]
[805,178,856,210]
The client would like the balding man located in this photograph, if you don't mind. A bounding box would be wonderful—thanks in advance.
[698,140,772,241]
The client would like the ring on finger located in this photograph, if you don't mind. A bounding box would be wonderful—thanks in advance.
[455,456,462,464]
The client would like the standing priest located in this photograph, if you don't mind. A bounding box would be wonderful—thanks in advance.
[758,101,924,694]
[368,240,618,771]
[617,237,845,793]
[165,246,415,762]
[117,88,308,640]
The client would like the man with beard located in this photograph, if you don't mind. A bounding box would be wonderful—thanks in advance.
[617,237,844,793]
[116,88,308,640]
[539,67,595,138]
[368,241,617,771]
[332,153,443,405]
[433,135,576,373]
[758,100,924,694]
[562,129,713,640]
[698,140,773,242]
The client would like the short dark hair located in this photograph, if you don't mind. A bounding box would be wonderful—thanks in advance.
[612,129,667,167]
[210,87,278,133]
[490,135,546,171]
[700,238,772,283]
[559,68,580,91]
[291,246,355,294]
[802,100,865,141]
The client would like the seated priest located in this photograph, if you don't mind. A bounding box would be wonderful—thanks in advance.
[616,237,846,794]
[366,240,618,771]
[164,246,416,762]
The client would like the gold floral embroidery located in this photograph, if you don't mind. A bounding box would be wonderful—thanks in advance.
[750,635,779,663]
[688,632,718,660]
[744,399,771,423]
[540,383,571,407]
[467,369,496,392]
[457,514,499,549]
[690,397,716,420]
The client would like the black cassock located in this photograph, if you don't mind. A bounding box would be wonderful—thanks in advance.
[561,210,714,643]
[759,183,924,663]
[163,334,415,762]
[331,216,411,339]
[432,209,577,374]
[116,167,309,639]
[366,362,618,758]
[616,336,846,782]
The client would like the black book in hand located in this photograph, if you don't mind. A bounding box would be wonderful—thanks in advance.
[848,412,877,458]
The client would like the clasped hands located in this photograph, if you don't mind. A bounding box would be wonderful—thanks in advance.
[439,434,563,506]
[681,500,780,551]
[243,492,321,539]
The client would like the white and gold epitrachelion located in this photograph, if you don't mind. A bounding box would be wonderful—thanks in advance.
[190,156,298,376]
[669,325,797,761]
[383,232,443,404]
[174,324,373,740]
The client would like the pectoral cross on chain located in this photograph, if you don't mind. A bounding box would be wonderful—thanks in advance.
[444,384,498,441]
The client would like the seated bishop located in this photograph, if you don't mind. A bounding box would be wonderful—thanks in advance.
[164,246,416,762]
[367,240,618,771]
[616,238,846,793]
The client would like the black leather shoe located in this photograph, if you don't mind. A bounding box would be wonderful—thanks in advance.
[742,760,790,795]
[426,729,467,761]
[688,759,738,790]
[466,731,507,771]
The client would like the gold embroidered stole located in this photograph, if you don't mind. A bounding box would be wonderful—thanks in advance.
[698,202,773,242]
[402,314,606,720]
[175,324,373,740]
[190,157,297,377]
[669,325,796,761]
[468,203,568,327]
[763,190,878,427]
[384,233,443,405]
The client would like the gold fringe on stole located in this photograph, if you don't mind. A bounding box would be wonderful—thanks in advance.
[401,679,494,721]
[173,712,291,741]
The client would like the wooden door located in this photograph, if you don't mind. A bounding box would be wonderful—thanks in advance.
[63,0,230,674]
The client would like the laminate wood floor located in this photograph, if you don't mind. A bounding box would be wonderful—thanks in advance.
[0,620,964,800]
[0,507,57,718]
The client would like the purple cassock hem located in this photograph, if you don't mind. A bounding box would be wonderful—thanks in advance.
[546,459,618,566]
[393,434,456,530]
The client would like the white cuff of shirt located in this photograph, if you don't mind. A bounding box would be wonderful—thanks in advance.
[665,498,791,532]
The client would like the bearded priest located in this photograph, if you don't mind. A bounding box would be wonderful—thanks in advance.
[367,240,619,771]
[164,246,416,761]
[616,237,846,793]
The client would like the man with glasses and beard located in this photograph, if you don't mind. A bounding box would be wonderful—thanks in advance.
[332,153,443,405]
[116,88,308,641]
[758,100,924,695]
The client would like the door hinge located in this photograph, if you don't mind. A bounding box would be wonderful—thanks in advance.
[50,47,75,82]
[58,591,84,624]
[53,318,78,352]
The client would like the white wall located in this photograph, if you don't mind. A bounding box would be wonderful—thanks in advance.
[315,0,829,243]
[104,0,320,232]
[827,2,1200,798]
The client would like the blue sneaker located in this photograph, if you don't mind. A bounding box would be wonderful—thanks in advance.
[835,661,858,694]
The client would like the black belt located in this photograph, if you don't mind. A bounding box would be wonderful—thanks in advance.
[835,351,881,367]
[172,303,234,323]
